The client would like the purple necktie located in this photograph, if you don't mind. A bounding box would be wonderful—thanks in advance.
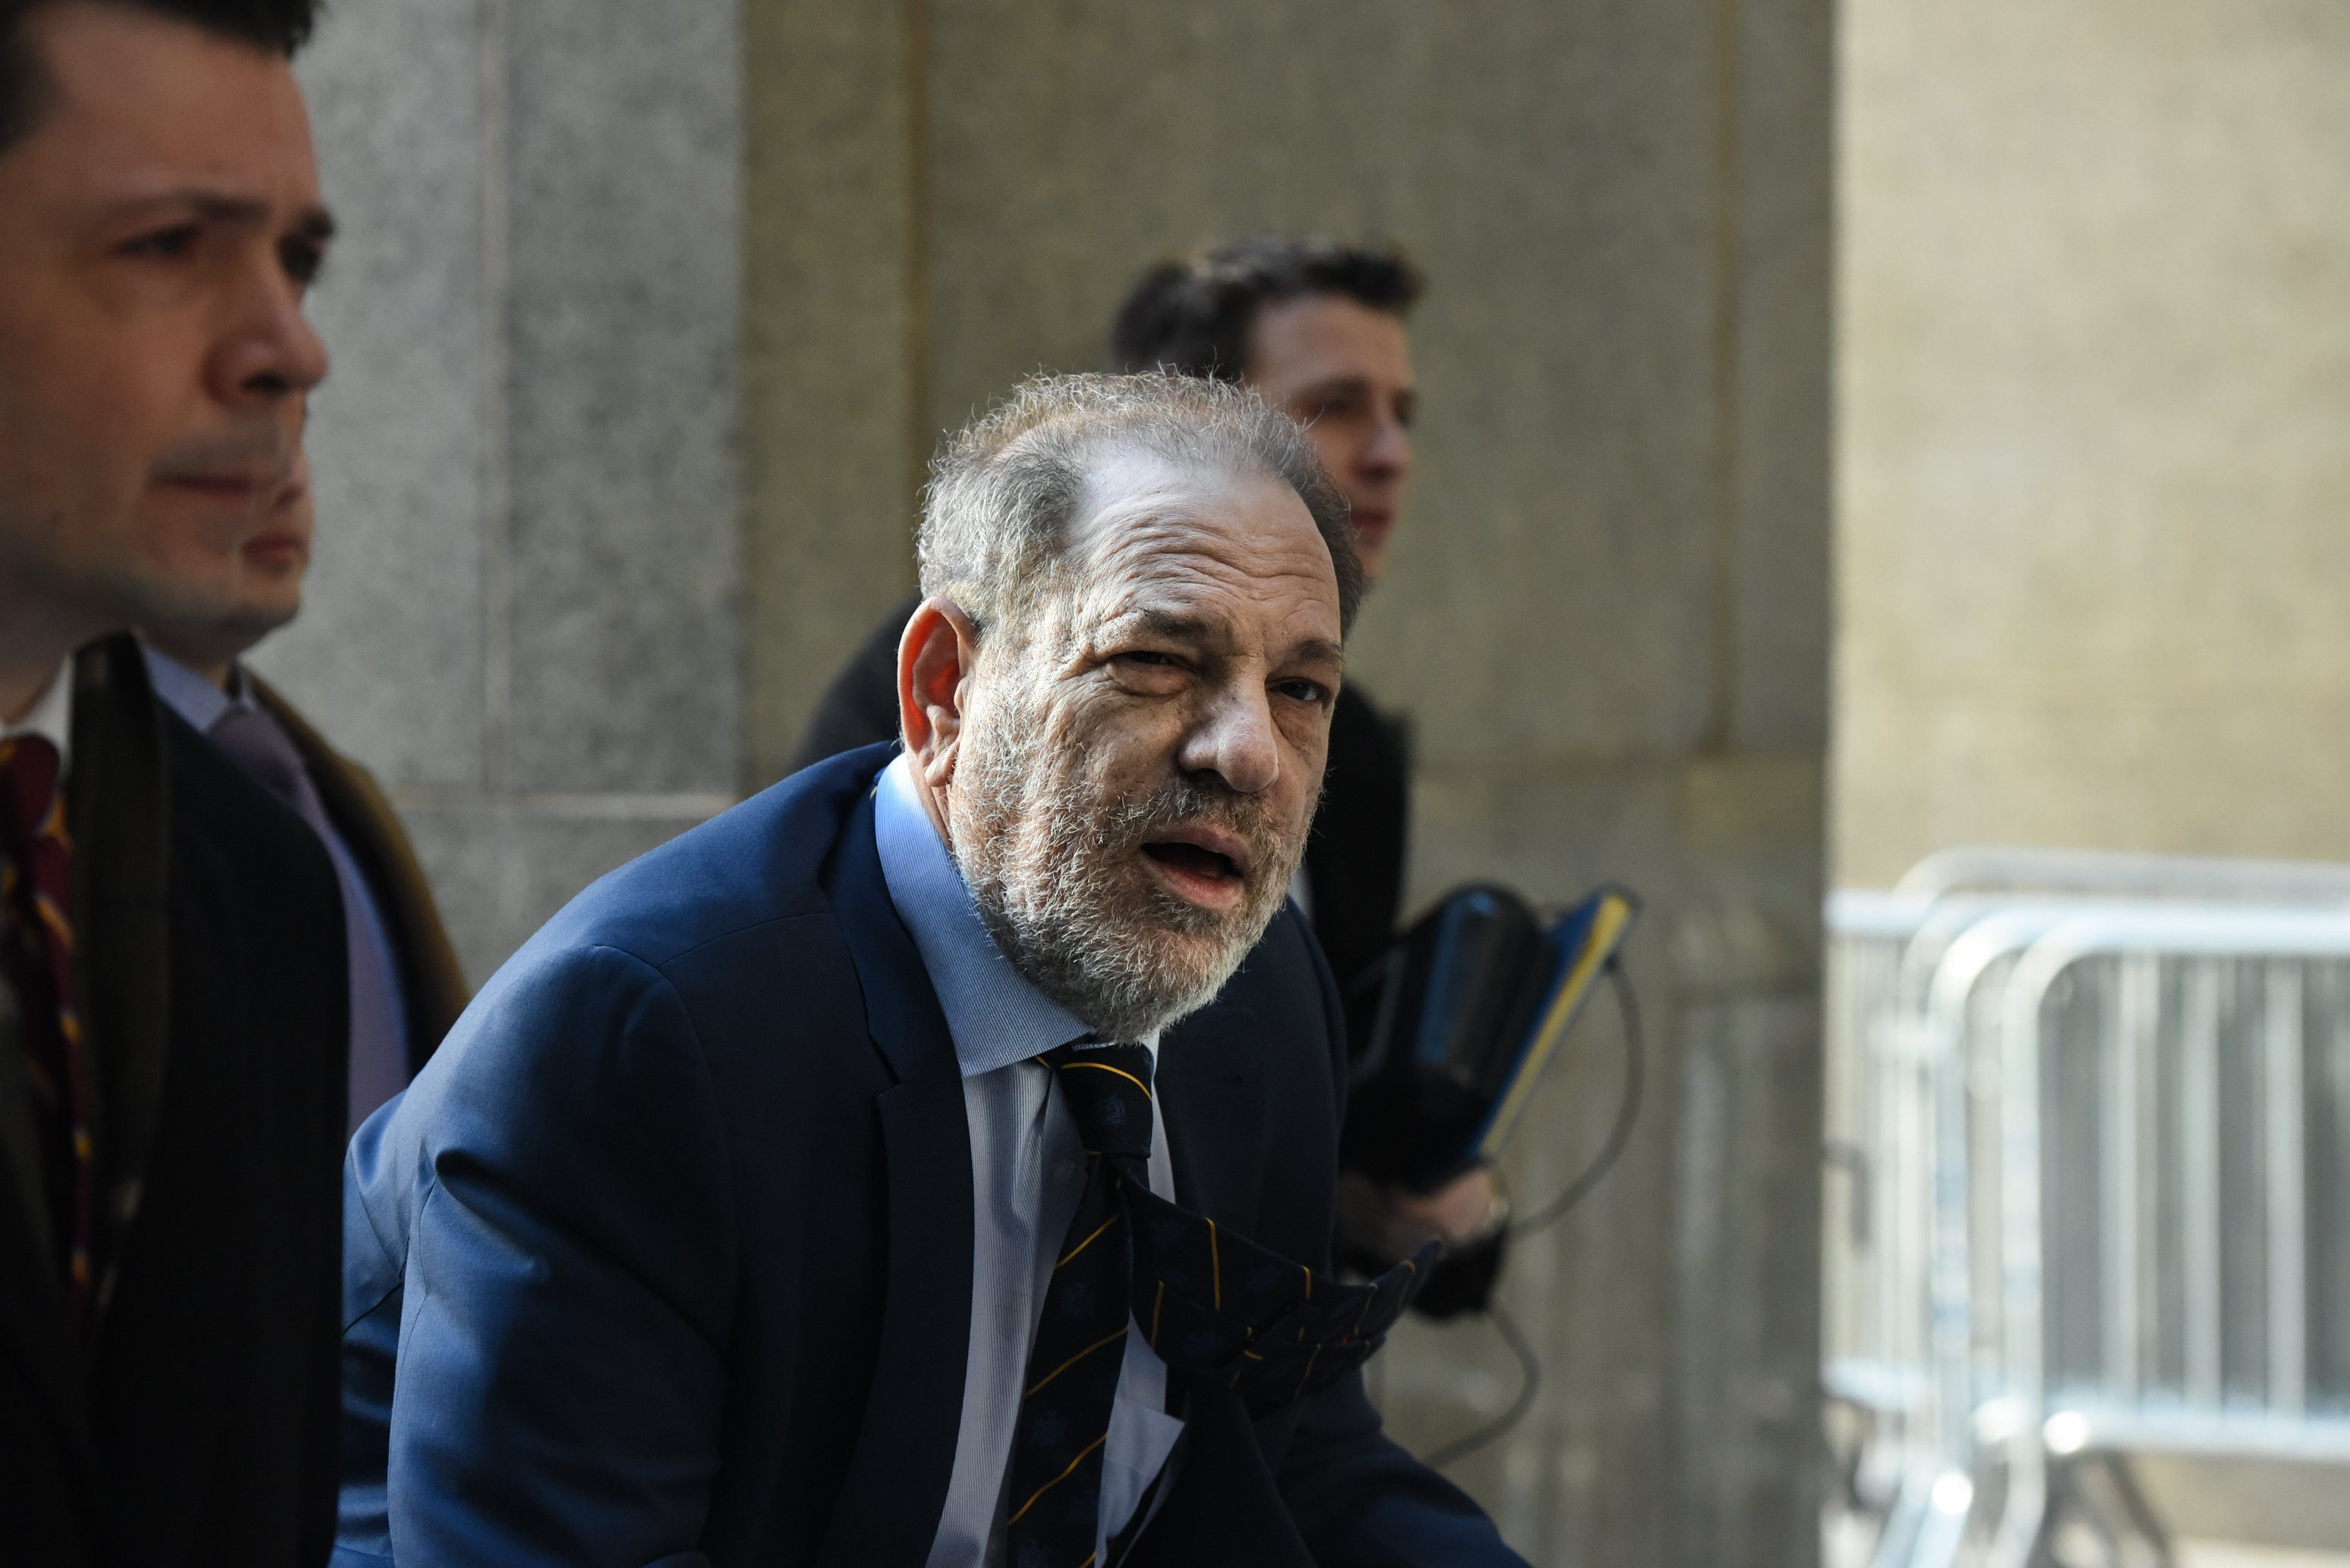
[206,707,408,1134]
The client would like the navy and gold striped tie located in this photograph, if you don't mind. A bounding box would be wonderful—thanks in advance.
[1004,1041,1434,1567]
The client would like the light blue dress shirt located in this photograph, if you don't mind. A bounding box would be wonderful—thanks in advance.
[873,754,1185,1566]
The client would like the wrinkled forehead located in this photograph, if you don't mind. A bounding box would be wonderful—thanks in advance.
[1051,445,1343,646]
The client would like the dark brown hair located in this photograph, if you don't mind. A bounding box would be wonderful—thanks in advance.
[1,0,319,152]
[1108,236,1424,384]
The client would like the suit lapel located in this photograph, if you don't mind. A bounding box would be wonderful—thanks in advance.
[1158,1003,1267,1233]
[815,787,974,1568]
[66,639,171,1332]
[249,677,472,1070]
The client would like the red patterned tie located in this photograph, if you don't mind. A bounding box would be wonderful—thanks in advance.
[0,734,96,1332]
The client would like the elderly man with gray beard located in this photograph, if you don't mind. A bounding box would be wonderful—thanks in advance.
[334,373,1526,1568]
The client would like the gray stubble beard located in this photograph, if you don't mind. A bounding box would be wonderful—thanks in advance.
[948,669,1306,1044]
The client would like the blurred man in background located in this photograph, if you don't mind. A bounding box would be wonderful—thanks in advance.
[791,238,1504,1276]
[0,0,350,1558]
[139,453,468,1133]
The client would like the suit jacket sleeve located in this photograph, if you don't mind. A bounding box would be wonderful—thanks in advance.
[371,944,736,1568]
[1274,917,1530,1568]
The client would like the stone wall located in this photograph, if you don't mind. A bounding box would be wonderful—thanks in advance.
[260,0,746,979]
[1835,0,2350,888]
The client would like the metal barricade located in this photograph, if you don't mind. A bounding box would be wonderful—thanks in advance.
[1825,851,2350,1568]
[1986,911,2350,1568]
[1895,847,2350,906]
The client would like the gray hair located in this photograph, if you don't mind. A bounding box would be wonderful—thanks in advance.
[916,371,1364,646]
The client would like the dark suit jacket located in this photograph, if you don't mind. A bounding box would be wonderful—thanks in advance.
[338,743,1518,1567]
[0,635,349,1566]
[790,594,1414,987]
[250,674,470,1072]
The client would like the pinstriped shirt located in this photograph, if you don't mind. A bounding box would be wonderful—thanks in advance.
[873,755,1184,1566]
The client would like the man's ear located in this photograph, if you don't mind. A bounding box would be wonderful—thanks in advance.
[898,596,982,791]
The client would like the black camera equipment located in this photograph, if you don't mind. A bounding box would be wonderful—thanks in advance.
[1342,882,1639,1193]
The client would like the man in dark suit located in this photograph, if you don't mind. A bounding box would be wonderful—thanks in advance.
[339,373,1526,1566]
[141,456,470,1131]
[0,0,350,1560]
[791,239,1503,1280]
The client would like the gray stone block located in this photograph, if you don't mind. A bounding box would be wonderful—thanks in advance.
[741,0,924,786]
[258,0,488,787]
[393,797,725,990]
[502,0,745,794]
[920,0,1731,768]
[1390,755,1822,1561]
[1730,0,1833,753]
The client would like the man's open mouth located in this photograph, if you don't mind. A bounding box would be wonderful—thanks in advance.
[1132,820,1261,912]
[1142,840,1245,884]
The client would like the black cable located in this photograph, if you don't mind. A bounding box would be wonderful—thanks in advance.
[1415,962,1645,1469]
[1512,959,1644,1235]
[1424,1297,1541,1469]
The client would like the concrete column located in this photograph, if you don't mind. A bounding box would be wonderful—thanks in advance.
[265,0,745,981]
[743,0,927,784]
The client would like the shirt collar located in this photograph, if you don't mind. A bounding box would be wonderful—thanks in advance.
[0,659,74,770]
[139,643,256,735]
[873,752,1157,1078]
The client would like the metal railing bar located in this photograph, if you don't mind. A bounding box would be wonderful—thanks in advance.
[1892,847,2350,904]
[2182,963,2222,1410]
[2267,962,2307,1416]
[2107,954,2153,1402]
[2051,1408,2350,1463]
[1862,906,2117,1568]
[1987,929,2064,1568]
[1824,1358,1932,1409]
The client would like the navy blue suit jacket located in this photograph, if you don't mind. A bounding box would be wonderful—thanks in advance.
[337,745,1522,1567]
